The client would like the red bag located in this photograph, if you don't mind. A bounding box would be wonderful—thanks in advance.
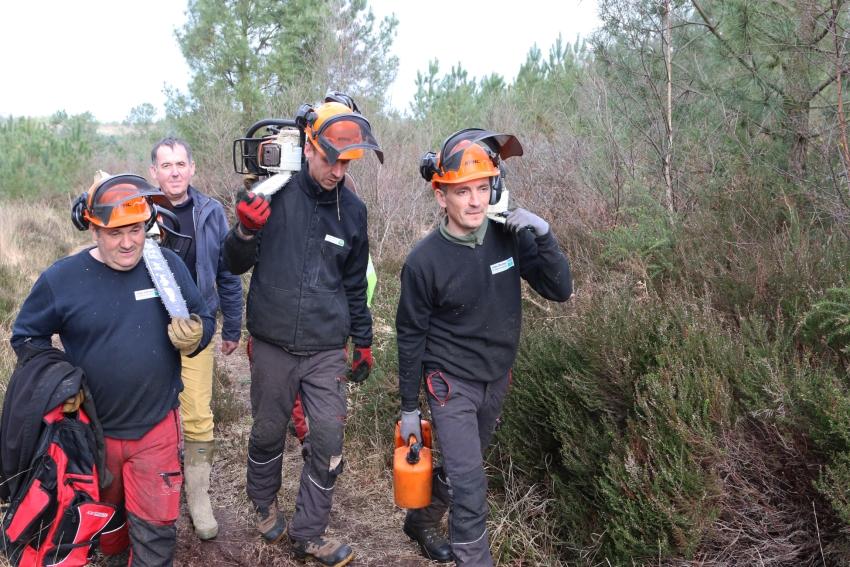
[3,405,119,566]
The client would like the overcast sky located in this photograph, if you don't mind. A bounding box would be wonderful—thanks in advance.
[0,1,600,123]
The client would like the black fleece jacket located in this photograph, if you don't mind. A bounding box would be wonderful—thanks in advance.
[0,345,108,499]
[223,164,372,351]
[396,220,572,411]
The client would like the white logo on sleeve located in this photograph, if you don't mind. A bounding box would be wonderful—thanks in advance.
[324,234,345,247]
[490,257,515,275]
[134,288,160,301]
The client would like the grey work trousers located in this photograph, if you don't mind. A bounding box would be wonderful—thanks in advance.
[406,370,511,567]
[246,337,347,540]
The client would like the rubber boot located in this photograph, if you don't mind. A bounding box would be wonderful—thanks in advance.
[184,440,219,540]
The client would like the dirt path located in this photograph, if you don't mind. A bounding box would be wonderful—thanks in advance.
[169,342,436,566]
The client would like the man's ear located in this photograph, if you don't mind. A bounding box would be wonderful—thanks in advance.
[434,186,447,209]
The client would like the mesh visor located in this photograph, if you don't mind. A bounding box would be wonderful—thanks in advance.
[88,174,162,228]
[314,114,383,164]
[440,129,523,173]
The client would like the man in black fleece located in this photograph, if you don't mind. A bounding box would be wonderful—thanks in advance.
[11,173,214,566]
[223,97,382,567]
[396,129,573,566]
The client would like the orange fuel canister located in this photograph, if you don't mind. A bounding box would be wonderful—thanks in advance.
[393,420,433,509]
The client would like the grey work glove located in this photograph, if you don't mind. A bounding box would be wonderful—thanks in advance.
[400,409,423,446]
[504,207,549,235]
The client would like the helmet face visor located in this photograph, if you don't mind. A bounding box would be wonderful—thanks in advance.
[429,128,525,187]
[87,174,161,228]
[313,114,384,164]
[440,128,523,172]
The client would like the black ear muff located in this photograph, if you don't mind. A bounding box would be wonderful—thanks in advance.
[71,193,89,231]
[144,200,157,232]
[485,147,503,205]
[419,151,439,182]
[489,174,503,205]
[295,103,317,130]
[324,90,360,113]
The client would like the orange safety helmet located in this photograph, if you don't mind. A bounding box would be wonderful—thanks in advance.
[303,101,383,164]
[429,140,500,188]
[419,128,524,202]
[72,173,162,230]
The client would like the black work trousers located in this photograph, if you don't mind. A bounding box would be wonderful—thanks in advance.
[406,369,510,567]
[246,337,347,540]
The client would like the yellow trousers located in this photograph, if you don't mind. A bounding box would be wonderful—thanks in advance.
[179,342,215,442]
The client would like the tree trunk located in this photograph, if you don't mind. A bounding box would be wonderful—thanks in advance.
[663,0,674,213]
[785,0,817,180]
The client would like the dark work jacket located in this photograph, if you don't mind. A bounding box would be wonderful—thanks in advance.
[396,220,573,411]
[223,165,372,350]
[0,345,108,499]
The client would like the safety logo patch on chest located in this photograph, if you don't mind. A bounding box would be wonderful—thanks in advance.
[490,257,515,275]
[325,234,345,247]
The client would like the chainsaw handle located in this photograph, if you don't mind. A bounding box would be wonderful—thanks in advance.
[245,118,298,139]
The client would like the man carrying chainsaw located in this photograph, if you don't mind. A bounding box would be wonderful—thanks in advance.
[396,129,573,565]
[11,173,215,566]
[223,97,381,566]
[149,136,243,541]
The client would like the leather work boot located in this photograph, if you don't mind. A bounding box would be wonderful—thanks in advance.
[256,501,288,544]
[403,520,453,563]
[184,441,219,540]
[290,535,354,566]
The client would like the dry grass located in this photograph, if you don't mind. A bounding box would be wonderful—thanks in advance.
[662,420,846,567]
[487,452,568,566]
[0,199,89,388]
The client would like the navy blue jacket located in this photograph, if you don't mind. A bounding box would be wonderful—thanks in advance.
[180,187,243,343]
[11,247,215,438]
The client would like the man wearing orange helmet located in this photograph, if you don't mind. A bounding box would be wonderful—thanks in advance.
[12,173,215,566]
[223,94,382,566]
[396,129,573,565]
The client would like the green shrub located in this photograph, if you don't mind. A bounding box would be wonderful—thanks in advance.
[0,113,99,198]
[595,196,677,281]
[497,291,738,562]
[799,287,850,354]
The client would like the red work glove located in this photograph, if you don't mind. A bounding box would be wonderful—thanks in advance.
[236,189,270,233]
[347,346,373,383]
